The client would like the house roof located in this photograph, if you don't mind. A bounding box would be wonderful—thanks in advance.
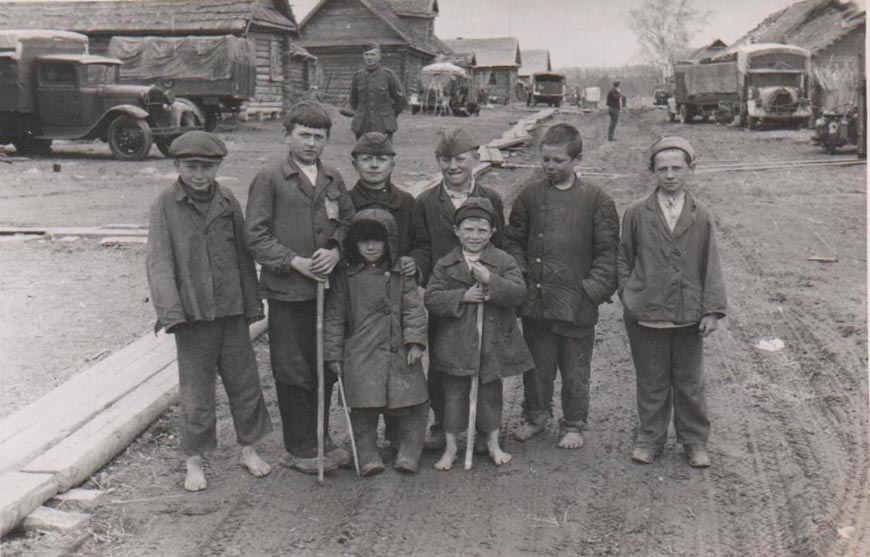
[732,0,865,54]
[518,49,551,76]
[442,37,521,68]
[672,39,729,63]
[437,52,476,68]
[0,0,299,34]
[392,0,438,17]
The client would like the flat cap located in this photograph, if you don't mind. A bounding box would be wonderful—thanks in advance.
[454,196,496,226]
[352,132,396,156]
[648,136,695,170]
[168,131,227,161]
[435,128,479,158]
[363,42,381,52]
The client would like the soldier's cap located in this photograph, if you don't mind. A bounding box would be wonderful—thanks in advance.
[648,136,695,170]
[454,197,496,226]
[169,131,227,161]
[435,128,479,158]
[352,132,396,156]
[363,42,381,53]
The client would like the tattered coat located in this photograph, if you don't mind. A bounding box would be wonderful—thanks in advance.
[424,244,534,384]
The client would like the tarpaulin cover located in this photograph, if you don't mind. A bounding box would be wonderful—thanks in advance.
[684,63,739,96]
[109,35,255,81]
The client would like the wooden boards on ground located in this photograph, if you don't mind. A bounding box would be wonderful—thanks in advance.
[0,473,58,537]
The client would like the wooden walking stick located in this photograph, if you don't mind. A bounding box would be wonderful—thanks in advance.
[336,375,361,476]
[464,299,485,471]
[316,280,326,485]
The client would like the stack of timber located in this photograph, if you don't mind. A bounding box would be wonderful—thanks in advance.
[0,320,268,537]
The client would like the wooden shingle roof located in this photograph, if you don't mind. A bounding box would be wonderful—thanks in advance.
[518,49,551,77]
[0,0,298,34]
[442,37,521,68]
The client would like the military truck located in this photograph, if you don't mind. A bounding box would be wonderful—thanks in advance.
[0,30,202,160]
[667,43,813,129]
[527,72,566,107]
[108,35,256,131]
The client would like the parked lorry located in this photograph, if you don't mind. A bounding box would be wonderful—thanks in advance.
[667,43,813,128]
[108,35,256,131]
[527,72,566,107]
[0,30,202,160]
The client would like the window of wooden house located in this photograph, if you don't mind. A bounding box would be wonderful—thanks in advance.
[270,40,281,80]
[489,72,497,86]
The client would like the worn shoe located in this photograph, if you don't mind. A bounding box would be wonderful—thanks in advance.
[392,456,418,474]
[631,447,656,464]
[423,426,446,451]
[279,452,339,475]
[361,459,386,477]
[685,445,711,468]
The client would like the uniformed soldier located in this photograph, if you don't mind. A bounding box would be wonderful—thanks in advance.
[349,42,408,140]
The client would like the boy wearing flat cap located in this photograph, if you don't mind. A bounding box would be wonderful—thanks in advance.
[409,128,505,450]
[425,197,533,470]
[245,102,355,473]
[350,42,407,140]
[146,131,273,491]
[618,136,726,468]
[505,123,619,450]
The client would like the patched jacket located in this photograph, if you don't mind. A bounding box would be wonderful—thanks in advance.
[245,157,355,302]
[424,244,533,384]
[350,65,407,135]
[146,181,262,333]
[504,176,619,327]
[617,191,727,323]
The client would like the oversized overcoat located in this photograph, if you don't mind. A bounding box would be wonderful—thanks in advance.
[323,209,428,409]
[146,181,262,333]
[349,65,407,136]
[424,244,534,384]
[349,179,415,258]
[617,191,727,323]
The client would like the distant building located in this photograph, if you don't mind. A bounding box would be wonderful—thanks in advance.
[299,0,446,100]
[443,37,521,103]
[0,0,315,117]
[518,49,552,84]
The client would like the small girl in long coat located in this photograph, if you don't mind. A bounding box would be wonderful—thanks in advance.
[324,208,429,476]
[425,197,534,470]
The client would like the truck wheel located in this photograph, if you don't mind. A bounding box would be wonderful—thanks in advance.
[156,112,199,157]
[679,104,693,124]
[203,108,219,132]
[747,117,759,131]
[13,137,52,156]
[108,116,153,161]
[668,110,676,122]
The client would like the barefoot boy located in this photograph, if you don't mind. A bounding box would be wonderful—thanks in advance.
[245,102,355,472]
[146,131,272,491]
[425,198,533,470]
[505,123,619,449]
[324,209,429,476]
[618,136,726,468]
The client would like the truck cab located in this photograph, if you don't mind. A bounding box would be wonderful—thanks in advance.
[527,72,566,107]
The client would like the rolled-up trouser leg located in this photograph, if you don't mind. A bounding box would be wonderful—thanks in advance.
[521,318,560,425]
[625,317,674,449]
[442,375,503,434]
[175,320,222,455]
[350,408,381,466]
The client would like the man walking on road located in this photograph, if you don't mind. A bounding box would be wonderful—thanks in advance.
[606,81,625,141]
[349,42,407,141]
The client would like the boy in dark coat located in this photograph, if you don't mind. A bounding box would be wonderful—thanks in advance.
[146,131,272,491]
[245,102,355,472]
[505,123,620,450]
[618,136,726,468]
[425,198,533,470]
[409,128,506,450]
[324,209,429,475]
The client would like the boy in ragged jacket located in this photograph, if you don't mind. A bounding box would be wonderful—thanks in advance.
[324,209,429,476]
[425,198,534,470]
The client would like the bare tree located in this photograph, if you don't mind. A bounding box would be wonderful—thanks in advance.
[628,0,710,77]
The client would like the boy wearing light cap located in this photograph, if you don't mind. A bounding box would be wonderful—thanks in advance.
[146,131,273,491]
[618,136,726,468]
[425,197,532,470]
[409,128,505,450]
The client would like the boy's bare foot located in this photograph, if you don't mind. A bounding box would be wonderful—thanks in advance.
[184,455,207,492]
[434,449,456,471]
[486,430,512,465]
[558,430,584,449]
[512,421,547,442]
[239,445,272,478]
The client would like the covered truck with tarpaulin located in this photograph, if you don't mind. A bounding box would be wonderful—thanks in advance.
[411,61,478,116]
[668,43,812,128]
[109,35,256,130]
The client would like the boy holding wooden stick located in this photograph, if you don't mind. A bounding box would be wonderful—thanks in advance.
[424,198,533,470]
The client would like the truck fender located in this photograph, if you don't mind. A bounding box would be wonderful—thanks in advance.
[170,98,206,127]
[84,105,150,140]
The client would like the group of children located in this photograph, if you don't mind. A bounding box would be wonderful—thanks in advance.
[146,101,726,491]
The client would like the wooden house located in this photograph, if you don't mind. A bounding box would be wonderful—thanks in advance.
[518,49,551,84]
[0,0,315,117]
[299,0,445,101]
[443,37,521,103]
[731,0,866,109]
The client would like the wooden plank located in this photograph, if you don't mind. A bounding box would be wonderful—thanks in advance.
[99,236,149,246]
[0,472,58,538]
[0,227,148,237]
[53,488,105,503]
[21,506,89,532]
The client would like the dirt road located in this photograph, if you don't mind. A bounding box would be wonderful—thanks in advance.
[2,107,867,557]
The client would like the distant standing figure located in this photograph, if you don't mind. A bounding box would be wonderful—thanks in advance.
[350,42,408,140]
[606,81,625,141]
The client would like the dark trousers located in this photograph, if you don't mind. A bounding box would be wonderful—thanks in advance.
[442,375,503,434]
[608,107,619,140]
[624,317,709,448]
[175,316,272,456]
[521,318,594,430]
[427,324,445,428]
[268,299,335,457]
[351,402,428,466]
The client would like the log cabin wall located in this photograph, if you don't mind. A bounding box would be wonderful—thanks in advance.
[313,47,428,102]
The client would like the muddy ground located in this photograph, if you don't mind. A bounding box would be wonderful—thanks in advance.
[1,106,867,557]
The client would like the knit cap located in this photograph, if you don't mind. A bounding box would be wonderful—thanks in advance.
[648,136,695,170]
